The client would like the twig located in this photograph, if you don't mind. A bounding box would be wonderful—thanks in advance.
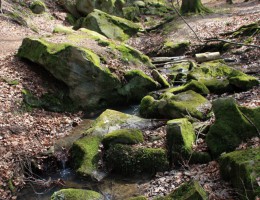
[205,38,260,48]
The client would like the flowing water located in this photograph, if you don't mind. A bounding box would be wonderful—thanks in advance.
[17,105,147,199]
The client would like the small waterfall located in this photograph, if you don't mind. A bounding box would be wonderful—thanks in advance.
[55,148,71,178]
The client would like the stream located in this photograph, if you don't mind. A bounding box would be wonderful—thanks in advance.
[17,105,144,200]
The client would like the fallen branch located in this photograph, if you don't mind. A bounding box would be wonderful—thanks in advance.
[205,38,260,48]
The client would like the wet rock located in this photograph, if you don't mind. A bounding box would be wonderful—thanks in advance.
[206,97,259,157]
[219,147,260,200]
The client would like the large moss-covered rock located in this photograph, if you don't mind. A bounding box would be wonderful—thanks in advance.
[118,70,160,101]
[71,109,163,177]
[17,29,155,110]
[102,128,144,148]
[187,60,259,94]
[166,118,195,164]
[105,144,169,175]
[151,69,170,88]
[51,188,103,200]
[77,9,141,41]
[158,40,190,56]
[167,62,193,85]
[140,90,212,120]
[206,97,259,157]
[219,148,260,200]
[155,181,208,200]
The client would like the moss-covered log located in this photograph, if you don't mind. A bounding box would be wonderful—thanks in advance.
[181,0,211,14]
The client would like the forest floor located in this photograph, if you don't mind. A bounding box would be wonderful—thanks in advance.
[0,0,259,199]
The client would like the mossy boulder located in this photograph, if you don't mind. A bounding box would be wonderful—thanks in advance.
[158,40,190,56]
[166,118,195,164]
[118,70,160,102]
[166,80,209,95]
[87,109,161,136]
[102,128,144,148]
[151,69,170,88]
[219,147,260,200]
[187,60,259,94]
[206,97,259,157]
[30,0,46,14]
[167,62,193,85]
[71,136,101,177]
[51,188,103,200]
[71,109,162,177]
[17,29,155,110]
[77,9,141,41]
[140,90,212,120]
[155,181,208,200]
[105,144,169,175]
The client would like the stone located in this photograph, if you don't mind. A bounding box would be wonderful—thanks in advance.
[219,148,260,200]
[30,0,46,14]
[71,109,163,178]
[166,118,195,164]
[152,69,170,88]
[102,128,144,148]
[105,144,169,175]
[77,9,141,41]
[187,60,259,94]
[158,40,190,56]
[206,97,259,157]
[166,80,209,95]
[118,70,160,102]
[51,188,103,200]
[140,90,212,120]
[17,28,155,110]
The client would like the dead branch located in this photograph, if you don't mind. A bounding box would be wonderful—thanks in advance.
[205,38,260,48]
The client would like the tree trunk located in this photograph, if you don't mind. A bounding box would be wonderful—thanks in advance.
[181,0,210,14]
[0,0,2,13]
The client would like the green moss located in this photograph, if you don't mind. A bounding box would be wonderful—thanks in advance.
[105,144,169,175]
[151,70,170,88]
[168,62,192,85]
[71,136,102,176]
[22,89,78,112]
[155,181,208,200]
[139,95,161,118]
[123,6,141,21]
[219,148,260,200]
[51,189,103,200]
[78,9,141,41]
[166,80,209,95]
[66,13,77,25]
[118,70,159,102]
[232,22,259,37]
[102,129,144,148]
[159,40,190,56]
[30,0,46,14]
[187,60,258,93]
[159,90,212,120]
[166,118,195,164]
[53,25,75,34]
[206,98,259,157]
